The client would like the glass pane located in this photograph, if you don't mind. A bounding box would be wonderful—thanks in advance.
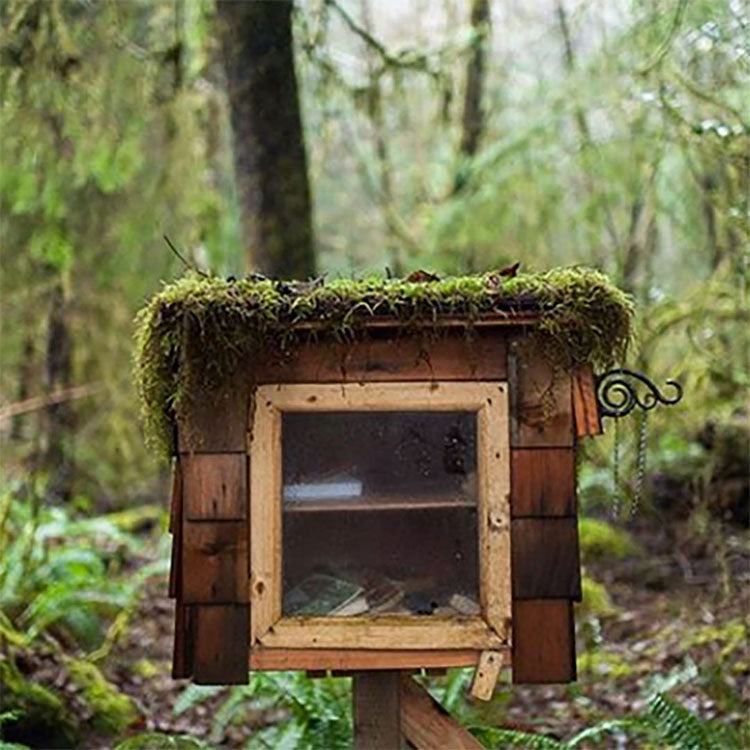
[282,411,480,618]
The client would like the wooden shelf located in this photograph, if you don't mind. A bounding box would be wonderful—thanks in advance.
[283,494,476,513]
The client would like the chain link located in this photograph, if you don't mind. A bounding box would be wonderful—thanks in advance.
[611,417,621,519]
[631,409,649,517]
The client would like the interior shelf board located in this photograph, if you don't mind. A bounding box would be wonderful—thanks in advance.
[283,495,476,513]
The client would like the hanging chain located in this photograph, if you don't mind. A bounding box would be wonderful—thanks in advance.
[611,417,621,519]
[631,409,649,517]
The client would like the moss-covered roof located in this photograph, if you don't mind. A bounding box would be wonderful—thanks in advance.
[134,267,634,456]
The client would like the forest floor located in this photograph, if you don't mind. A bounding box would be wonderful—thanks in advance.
[92,516,749,749]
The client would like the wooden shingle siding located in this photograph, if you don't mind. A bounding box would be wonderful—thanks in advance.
[508,341,574,448]
[181,520,248,604]
[172,602,194,679]
[168,458,182,599]
[511,448,576,517]
[169,449,251,683]
[192,605,249,685]
[255,329,508,384]
[512,599,576,683]
[182,454,247,520]
[511,517,581,600]
[572,365,602,437]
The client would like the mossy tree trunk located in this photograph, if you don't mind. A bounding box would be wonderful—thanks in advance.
[216,0,316,279]
[44,282,74,503]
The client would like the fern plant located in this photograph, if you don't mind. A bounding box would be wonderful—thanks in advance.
[0,475,167,651]
[469,692,746,749]
[174,672,352,748]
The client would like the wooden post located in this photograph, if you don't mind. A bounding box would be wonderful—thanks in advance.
[353,671,402,749]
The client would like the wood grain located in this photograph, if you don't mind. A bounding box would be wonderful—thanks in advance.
[258,616,504,650]
[182,453,247,521]
[192,605,249,685]
[249,394,281,643]
[171,602,194,679]
[572,365,602,437]
[470,650,503,701]
[353,671,401,750]
[181,520,248,604]
[508,340,573,448]
[169,457,182,534]
[401,675,484,749]
[168,458,183,599]
[512,599,576,684]
[511,517,581,599]
[256,330,508,384]
[256,380,509,412]
[477,384,512,642]
[511,448,576,517]
[248,648,484,671]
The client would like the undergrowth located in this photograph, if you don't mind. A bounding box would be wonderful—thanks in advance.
[0,475,167,747]
[134,267,633,456]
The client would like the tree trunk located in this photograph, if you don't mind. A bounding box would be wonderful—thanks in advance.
[44,282,74,503]
[11,338,35,442]
[216,0,315,279]
[454,0,490,194]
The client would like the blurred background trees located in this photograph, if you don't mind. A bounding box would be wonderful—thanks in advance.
[1,0,746,507]
[0,0,747,746]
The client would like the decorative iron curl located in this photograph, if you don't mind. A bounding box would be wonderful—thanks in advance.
[595,368,683,419]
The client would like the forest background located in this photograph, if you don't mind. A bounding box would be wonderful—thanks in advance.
[0,0,748,748]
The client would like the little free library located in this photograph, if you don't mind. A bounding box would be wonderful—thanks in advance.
[135,267,633,710]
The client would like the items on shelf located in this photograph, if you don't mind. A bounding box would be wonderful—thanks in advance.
[283,568,479,618]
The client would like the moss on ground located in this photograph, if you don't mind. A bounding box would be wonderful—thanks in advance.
[578,574,621,618]
[134,267,633,456]
[66,658,138,735]
[579,518,643,561]
[0,658,80,747]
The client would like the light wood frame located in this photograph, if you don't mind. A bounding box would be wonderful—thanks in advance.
[249,381,511,652]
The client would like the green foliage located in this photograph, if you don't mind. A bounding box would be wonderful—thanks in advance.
[174,672,352,748]
[0,475,165,745]
[0,0,242,502]
[134,267,633,455]
[578,518,642,562]
[577,575,620,619]
[0,478,167,649]
[114,734,212,750]
[66,659,138,735]
[471,692,744,749]
[0,658,80,747]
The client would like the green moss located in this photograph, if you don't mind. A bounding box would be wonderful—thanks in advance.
[577,574,621,618]
[134,267,634,456]
[115,733,212,750]
[577,649,634,679]
[578,518,642,561]
[130,657,161,679]
[66,658,138,735]
[0,659,79,747]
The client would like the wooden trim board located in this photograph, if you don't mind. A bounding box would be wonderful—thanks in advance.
[249,648,488,671]
[259,616,504,650]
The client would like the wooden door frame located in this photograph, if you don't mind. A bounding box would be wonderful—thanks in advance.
[249,381,512,652]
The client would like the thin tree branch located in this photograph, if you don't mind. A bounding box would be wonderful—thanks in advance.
[163,234,208,276]
[638,0,689,75]
[0,383,105,422]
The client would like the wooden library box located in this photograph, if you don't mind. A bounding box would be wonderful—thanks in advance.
[164,310,604,686]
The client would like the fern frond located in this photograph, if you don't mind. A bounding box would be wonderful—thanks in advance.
[648,692,725,750]
[173,684,224,716]
[470,726,565,749]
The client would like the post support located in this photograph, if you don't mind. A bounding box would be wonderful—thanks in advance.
[353,670,402,749]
